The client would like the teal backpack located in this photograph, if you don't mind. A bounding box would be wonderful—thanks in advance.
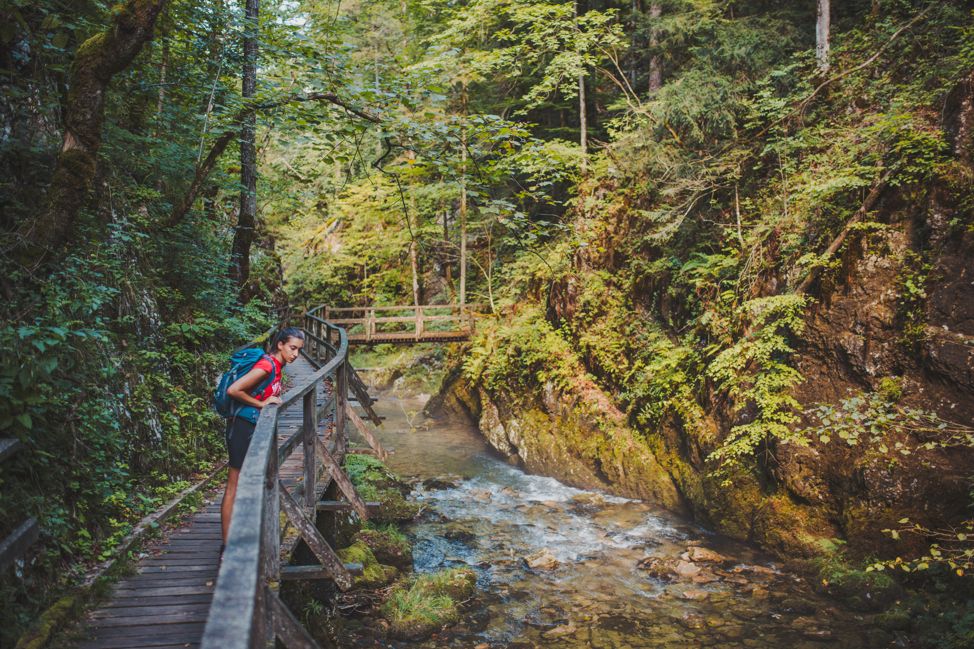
[213,347,277,423]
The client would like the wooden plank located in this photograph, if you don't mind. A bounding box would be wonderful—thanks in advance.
[278,480,351,591]
[89,610,210,627]
[313,437,369,521]
[76,628,206,648]
[280,563,363,580]
[0,437,22,463]
[345,403,388,461]
[99,594,214,609]
[268,588,322,649]
[0,517,39,570]
[90,603,212,619]
[111,584,215,597]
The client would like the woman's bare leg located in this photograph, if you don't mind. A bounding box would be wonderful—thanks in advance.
[221,467,240,544]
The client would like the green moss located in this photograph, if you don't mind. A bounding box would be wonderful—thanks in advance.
[355,525,413,570]
[15,596,77,649]
[379,568,476,640]
[817,563,901,612]
[344,455,420,523]
[337,541,398,589]
[412,567,477,601]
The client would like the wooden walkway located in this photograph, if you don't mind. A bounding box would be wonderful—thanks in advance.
[74,355,331,649]
[315,304,475,345]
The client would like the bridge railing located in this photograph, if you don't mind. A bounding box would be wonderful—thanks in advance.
[318,303,476,342]
[202,313,363,649]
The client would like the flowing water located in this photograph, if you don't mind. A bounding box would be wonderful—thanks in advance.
[343,384,892,649]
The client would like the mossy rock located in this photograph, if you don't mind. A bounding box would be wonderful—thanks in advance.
[355,527,413,571]
[338,541,398,589]
[379,568,476,640]
[345,456,420,523]
[820,566,901,612]
[15,596,77,649]
[412,567,477,601]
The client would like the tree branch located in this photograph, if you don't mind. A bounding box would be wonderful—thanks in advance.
[166,92,381,228]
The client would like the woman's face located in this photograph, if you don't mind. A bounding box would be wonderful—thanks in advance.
[277,336,304,364]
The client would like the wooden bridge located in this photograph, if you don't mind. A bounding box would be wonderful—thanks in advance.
[320,304,475,344]
[75,309,390,649]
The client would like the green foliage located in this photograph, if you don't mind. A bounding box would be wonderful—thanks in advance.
[705,295,808,473]
[463,306,580,399]
[380,567,476,640]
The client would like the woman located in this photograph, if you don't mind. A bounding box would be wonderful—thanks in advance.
[221,327,305,549]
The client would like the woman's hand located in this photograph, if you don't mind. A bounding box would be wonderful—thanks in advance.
[261,396,283,407]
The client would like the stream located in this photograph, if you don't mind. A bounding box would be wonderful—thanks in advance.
[342,384,893,649]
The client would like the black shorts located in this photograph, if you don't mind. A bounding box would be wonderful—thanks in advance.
[226,417,257,470]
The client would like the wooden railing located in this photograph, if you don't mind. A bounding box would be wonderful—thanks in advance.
[0,439,39,572]
[320,304,475,343]
[201,309,383,649]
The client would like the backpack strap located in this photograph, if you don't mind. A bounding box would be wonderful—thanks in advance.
[249,353,279,399]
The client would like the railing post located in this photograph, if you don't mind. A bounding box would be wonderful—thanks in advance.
[302,389,317,511]
[367,308,375,342]
[259,428,279,647]
[336,361,348,460]
[416,306,424,340]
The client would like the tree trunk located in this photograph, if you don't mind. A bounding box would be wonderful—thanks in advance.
[575,0,587,172]
[459,83,468,310]
[816,0,831,72]
[231,0,259,292]
[648,3,662,93]
[21,0,167,263]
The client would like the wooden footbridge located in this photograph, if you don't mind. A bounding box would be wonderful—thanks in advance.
[75,307,394,649]
[321,304,475,344]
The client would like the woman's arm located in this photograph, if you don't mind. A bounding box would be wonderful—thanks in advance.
[227,367,282,409]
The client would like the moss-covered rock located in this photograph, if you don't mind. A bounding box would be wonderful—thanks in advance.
[344,454,420,523]
[354,526,413,571]
[379,568,477,640]
[337,541,398,589]
[818,564,902,612]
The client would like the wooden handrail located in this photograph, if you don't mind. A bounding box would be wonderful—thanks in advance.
[202,314,360,648]
[203,302,466,648]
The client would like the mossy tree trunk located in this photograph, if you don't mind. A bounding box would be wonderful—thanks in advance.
[231,0,259,293]
[24,0,167,262]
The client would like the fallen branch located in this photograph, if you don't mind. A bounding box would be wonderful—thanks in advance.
[795,167,894,295]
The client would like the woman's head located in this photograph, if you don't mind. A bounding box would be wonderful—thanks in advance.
[270,326,305,364]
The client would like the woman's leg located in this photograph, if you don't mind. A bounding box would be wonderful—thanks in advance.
[221,467,240,544]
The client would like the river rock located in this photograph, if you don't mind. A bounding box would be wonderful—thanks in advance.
[673,560,701,578]
[680,588,710,601]
[542,622,577,639]
[793,616,833,641]
[524,548,560,570]
[422,477,459,490]
[685,546,729,563]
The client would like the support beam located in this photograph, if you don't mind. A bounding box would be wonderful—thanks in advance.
[268,587,322,649]
[0,518,39,571]
[278,480,352,591]
[345,403,388,462]
[313,437,370,521]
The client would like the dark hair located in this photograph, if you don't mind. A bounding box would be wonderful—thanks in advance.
[271,326,305,350]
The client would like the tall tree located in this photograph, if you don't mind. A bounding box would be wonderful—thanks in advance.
[21,0,167,263]
[575,0,588,172]
[816,0,831,72]
[231,0,259,291]
[647,3,662,93]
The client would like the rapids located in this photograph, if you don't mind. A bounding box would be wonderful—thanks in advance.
[343,384,892,648]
